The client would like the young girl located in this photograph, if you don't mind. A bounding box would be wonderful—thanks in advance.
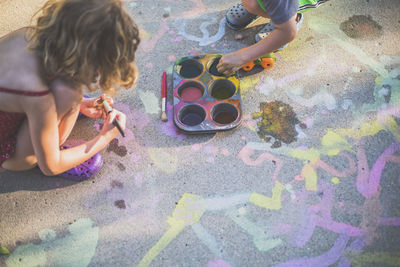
[218,0,327,75]
[0,0,140,180]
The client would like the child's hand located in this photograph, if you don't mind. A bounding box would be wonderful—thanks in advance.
[80,95,114,119]
[100,109,126,139]
[217,51,248,75]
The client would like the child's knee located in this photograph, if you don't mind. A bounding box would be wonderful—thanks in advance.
[242,0,262,15]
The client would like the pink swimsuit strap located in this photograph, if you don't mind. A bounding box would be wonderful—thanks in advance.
[0,87,50,96]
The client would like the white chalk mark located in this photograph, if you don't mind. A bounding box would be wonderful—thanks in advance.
[138,90,160,114]
[192,223,225,258]
[295,124,307,139]
[203,193,251,211]
[227,209,283,252]
[285,86,337,110]
[175,17,226,46]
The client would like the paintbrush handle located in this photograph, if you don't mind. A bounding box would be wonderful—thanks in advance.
[161,72,168,122]
[101,96,125,137]
[162,72,167,99]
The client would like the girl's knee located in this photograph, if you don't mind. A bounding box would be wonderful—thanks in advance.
[242,0,262,14]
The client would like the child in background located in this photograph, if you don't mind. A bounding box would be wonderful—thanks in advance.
[0,0,140,180]
[217,0,328,75]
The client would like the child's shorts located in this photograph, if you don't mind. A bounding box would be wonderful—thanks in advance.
[298,0,329,13]
[0,111,25,166]
[256,0,329,14]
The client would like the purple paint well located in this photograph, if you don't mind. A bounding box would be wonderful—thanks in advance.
[181,113,203,126]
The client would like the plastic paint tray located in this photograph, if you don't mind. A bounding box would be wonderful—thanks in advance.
[173,54,242,133]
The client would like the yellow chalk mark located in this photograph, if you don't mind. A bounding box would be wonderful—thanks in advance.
[148,148,177,174]
[290,147,320,162]
[331,177,340,184]
[240,75,260,97]
[303,164,318,191]
[227,76,240,89]
[349,252,400,267]
[138,194,205,267]
[336,121,384,140]
[250,181,285,210]
[137,223,185,267]
[321,130,354,155]
[169,193,205,226]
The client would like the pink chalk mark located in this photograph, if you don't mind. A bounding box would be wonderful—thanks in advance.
[191,144,202,152]
[238,146,283,181]
[189,50,204,57]
[316,152,357,178]
[204,145,219,155]
[303,117,314,128]
[168,55,177,62]
[221,148,231,156]
[207,259,232,267]
[295,175,304,181]
[141,20,168,53]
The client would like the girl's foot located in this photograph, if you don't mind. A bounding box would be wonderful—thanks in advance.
[59,146,103,181]
[225,3,258,30]
[254,13,304,50]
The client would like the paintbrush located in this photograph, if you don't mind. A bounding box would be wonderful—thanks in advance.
[161,71,168,122]
[96,95,126,137]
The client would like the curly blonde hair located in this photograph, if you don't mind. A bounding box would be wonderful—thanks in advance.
[27,0,140,93]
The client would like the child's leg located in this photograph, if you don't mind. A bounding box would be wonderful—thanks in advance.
[2,106,80,171]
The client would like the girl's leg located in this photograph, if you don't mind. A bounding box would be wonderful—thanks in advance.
[1,106,80,171]
[242,0,270,18]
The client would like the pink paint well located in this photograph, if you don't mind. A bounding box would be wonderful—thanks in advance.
[180,86,203,101]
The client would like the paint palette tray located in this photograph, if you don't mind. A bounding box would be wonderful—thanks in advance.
[173,54,242,133]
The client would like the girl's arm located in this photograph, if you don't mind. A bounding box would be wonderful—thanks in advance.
[24,93,124,176]
[217,13,298,75]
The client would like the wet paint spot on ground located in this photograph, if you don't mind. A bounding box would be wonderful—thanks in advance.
[252,101,301,147]
[340,15,383,40]
[117,162,126,171]
[111,180,124,189]
[114,200,126,209]
[107,138,128,157]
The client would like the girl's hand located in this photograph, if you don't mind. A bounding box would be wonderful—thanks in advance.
[100,109,126,139]
[217,51,248,76]
[80,95,114,119]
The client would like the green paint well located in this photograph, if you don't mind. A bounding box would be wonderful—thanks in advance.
[212,87,234,100]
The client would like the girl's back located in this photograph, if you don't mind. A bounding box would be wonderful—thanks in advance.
[0,29,51,114]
